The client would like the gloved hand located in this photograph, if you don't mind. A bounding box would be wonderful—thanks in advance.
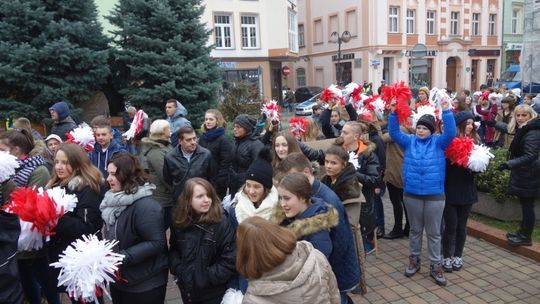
[497,163,509,171]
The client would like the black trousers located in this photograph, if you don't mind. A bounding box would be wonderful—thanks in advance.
[442,204,472,258]
[386,182,409,232]
[110,285,166,304]
[520,196,536,237]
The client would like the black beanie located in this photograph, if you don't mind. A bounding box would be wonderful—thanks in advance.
[416,114,436,134]
[245,147,273,189]
[454,111,474,126]
[233,114,257,133]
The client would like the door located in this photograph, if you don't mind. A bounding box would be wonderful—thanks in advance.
[446,57,457,91]
[471,60,479,91]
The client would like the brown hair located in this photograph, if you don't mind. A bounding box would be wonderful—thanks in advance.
[277,173,312,202]
[202,109,227,131]
[272,132,301,168]
[304,117,322,142]
[501,96,516,111]
[456,117,480,143]
[48,143,103,193]
[325,144,349,166]
[454,96,471,112]
[173,178,222,228]
[236,216,297,279]
[177,126,196,141]
[90,115,111,129]
[107,153,148,194]
[0,129,35,155]
[275,152,313,177]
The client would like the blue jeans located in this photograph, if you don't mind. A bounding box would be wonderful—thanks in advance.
[18,256,60,304]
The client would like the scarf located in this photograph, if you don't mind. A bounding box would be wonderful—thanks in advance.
[202,127,225,142]
[234,186,279,224]
[100,183,156,226]
[14,155,45,187]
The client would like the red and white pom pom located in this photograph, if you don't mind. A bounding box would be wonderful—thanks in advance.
[320,84,344,105]
[429,87,451,119]
[0,151,19,183]
[364,95,386,121]
[43,187,78,215]
[261,99,281,122]
[343,82,360,104]
[412,105,437,129]
[468,144,494,172]
[65,124,95,152]
[288,117,308,138]
[381,81,413,123]
[50,234,125,303]
[357,108,375,123]
[18,220,44,251]
[123,110,145,140]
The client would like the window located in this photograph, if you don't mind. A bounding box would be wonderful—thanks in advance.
[241,15,259,48]
[450,12,459,35]
[406,9,415,34]
[329,15,338,38]
[346,10,357,36]
[426,10,435,35]
[489,14,496,36]
[298,24,305,47]
[296,68,306,87]
[472,13,480,36]
[288,10,298,52]
[214,15,233,49]
[314,19,323,44]
[389,6,399,33]
[511,9,519,34]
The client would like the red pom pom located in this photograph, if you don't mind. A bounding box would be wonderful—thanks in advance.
[350,86,363,102]
[445,137,474,168]
[381,81,413,123]
[288,117,308,138]
[320,88,335,102]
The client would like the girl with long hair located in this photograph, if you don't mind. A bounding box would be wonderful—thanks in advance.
[169,178,236,304]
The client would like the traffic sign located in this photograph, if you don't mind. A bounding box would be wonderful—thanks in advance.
[410,44,427,58]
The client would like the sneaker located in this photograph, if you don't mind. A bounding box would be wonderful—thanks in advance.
[383,229,404,239]
[507,233,532,247]
[430,263,447,286]
[442,258,453,273]
[404,255,420,277]
[364,239,376,255]
[452,257,463,271]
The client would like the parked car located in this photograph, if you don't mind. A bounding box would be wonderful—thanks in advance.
[294,86,323,103]
[295,93,320,116]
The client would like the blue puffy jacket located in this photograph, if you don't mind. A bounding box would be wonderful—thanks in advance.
[388,110,456,196]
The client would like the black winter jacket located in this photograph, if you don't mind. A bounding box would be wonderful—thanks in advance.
[506,117,540,198]
[50,116,77,141]
[169,216,237,303]
[444,160,478,205]
[163,145,214,203]
[109,196,168,292]
[199,128,233,198]
[0,210,23,304]
[228,134,264,193]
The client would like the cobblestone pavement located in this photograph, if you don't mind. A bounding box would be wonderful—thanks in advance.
[64,194,540,304]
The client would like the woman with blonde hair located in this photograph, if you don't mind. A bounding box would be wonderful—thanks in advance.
[237,217,340,304]
[497,104,540,246]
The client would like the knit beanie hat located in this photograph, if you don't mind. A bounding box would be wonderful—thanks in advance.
[454,111,474,126]
[416,114,436,134]
[233,114,257,134]
[418,87,430,96]
[49,101,71,120]
[245,147,273,189]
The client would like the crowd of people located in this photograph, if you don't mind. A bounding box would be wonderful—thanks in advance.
[0,81,539,304]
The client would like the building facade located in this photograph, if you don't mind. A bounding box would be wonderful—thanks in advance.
[501,0,524,74]
[291,0,503,92]
[202,0,299,101]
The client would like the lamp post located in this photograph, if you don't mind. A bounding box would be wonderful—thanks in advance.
[330,30,351,86]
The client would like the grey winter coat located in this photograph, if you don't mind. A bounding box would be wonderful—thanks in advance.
[140,138,173,207]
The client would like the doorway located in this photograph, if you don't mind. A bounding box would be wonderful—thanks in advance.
[446,57,461,91]
[471,60,479,91]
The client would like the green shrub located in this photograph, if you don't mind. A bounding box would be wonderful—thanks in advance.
[476,148,514,203]
[218,82,261,122]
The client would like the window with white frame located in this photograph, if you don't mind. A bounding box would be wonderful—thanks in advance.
[298,24,305,47]
[296,68,306,87]
[346,10,357,36]
[489,14,496,36]
[426,10,435,35]
[241,15,259,48]
[214,14,233,49]
[288,10,298,52]
[450,12,459,35]
[329,15,338,36]
[406,9,415,34]
[314,19,323,44]
[472,13,480,36]
[389,6,399,33]
[511,9,519,34]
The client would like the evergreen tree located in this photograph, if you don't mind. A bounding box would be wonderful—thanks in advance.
[0,0,110,121]
[108,0,220,123]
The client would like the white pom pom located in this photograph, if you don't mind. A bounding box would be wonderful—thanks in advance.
[46,187,78,214]
[372,97,386,120]
[68,124,95,152]
[348,151,360,170]
[18,220,44,251]
[221,288,244,304]
[412,105,437,128]
[468,144,494,172]
[50,235,125,303]
[0,151,19,183]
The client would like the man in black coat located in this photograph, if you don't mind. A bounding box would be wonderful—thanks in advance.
[163,126,214,204]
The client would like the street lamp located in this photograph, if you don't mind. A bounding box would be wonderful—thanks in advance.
[330,30,351,85]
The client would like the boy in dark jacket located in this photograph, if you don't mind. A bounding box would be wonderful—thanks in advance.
[89,123,127,178]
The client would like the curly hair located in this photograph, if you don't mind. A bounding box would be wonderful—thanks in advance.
[107,153,149,194]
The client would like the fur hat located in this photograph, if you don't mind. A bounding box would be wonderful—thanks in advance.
[416,114,436,134]
[49,101,71,120]
[454,111,474,126]
[245,147,273,189]
[233,114,257,134]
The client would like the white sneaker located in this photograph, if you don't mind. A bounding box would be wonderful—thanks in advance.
[442,257,453,273]
[452,257,463,271]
